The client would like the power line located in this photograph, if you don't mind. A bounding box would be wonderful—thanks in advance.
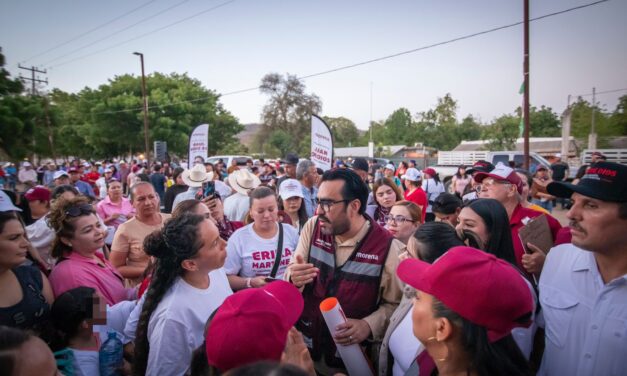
[95,0,611,115]
[22,0,158,63]
[49,0,236,69]
[576,87,627,97]
[42,0,191,66]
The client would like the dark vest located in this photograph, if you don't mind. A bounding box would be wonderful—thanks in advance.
[297,216,393,368]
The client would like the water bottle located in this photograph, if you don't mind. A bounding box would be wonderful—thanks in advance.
[99,330,123,376]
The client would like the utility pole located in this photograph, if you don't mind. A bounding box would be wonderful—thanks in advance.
[133,52,150,164]
[588,87,597,150]
[523,0,530,170]
[18,64,48,95]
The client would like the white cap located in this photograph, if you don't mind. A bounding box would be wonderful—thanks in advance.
[555,153,561,158]
[22,161,32,167]
[385,164,395,171]
[279,179,304,199]
[402,168,422,182]
[0,191,22,212]
[53,170,69,180]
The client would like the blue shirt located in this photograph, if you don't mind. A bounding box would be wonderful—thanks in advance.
[538,244,627,376]
[301,185,318,218]
[74,180,95,198]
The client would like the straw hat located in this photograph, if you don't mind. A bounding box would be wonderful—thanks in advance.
[227,169,261,195]
[181,164,214,187]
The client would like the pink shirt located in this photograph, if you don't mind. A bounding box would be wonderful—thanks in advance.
[49,252,135,305]
[96,196,135,229]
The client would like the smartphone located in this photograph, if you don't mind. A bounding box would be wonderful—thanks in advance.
[264,277,279,283]
[201,181,215,199]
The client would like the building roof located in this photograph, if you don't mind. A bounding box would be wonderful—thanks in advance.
[452,137,579,156]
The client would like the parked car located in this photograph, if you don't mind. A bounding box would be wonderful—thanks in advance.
[205,155,253,168]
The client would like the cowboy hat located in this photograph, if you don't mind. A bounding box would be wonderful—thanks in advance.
[227,169,261,195]
[181,164,214,187]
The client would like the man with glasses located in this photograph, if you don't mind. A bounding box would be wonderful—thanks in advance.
[287,168,403,375]
[474,162,562,277]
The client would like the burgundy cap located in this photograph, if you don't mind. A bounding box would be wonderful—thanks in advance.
[423,168,436,176]
[68,166,80,173]
[474,162,524,194]
[24,185,51,202]
[205,281,304,372]
[397,246,533,342]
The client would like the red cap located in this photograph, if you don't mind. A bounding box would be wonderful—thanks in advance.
[24,185,51,202]
[474,162,524,194]
[396,246,533,342]
[423,168,436,177]
[205,281,304,372]
[68,166,80,173]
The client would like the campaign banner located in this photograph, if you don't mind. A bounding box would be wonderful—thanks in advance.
[311,115,333,171]
[188,123,209,165]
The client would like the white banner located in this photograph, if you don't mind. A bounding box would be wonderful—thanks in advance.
[188,123,209,165]
[311,115,333,171]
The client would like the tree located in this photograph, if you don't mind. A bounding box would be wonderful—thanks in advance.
[323,116,360,147]
[258,73,322,156]
[57,73,242,159]
[482,115,519,150]
[528,105,560,137]
[383,108,413,145]
[608,95,627,136]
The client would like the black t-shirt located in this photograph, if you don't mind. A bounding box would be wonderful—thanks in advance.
[550,162,569,180]
[0,265,50,330]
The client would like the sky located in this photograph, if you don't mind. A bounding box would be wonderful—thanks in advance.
[1,0,626,131]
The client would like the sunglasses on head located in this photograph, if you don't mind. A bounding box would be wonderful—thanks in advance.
[65,204,94,217]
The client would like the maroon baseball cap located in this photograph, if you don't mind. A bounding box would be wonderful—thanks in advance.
[466,160,495,175]
[397,246,533,342]
[474,162,524,195]
[68,166,80,173]
[423,167,437,176]
[24,185,51,202]
[205,280,304,372]
[548,161,627,203]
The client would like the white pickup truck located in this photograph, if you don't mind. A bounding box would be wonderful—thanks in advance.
[432,151,552,191]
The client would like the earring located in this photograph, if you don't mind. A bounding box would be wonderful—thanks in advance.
[426,336,448,362]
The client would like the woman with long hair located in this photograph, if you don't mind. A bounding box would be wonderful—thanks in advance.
[421,168,445,222]
[278,179,308,233]
[47,196,134,305]
[431,193,463,227]
[379,222,464,376]
[0,210,53,331]
[225,186,299,290]
[397,247,534,376]
[133,213,231,376]
[385,201,421,245]
[367,178,403,227]
[455,198,517,266]
[455,198,538,359]
[451,165,471,197]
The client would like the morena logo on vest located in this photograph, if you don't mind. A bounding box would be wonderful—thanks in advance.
[356,252,379,261]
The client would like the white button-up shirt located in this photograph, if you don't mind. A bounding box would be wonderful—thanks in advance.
[538,243,627,376]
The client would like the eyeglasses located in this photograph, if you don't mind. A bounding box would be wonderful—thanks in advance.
[65,204,94,217]
[384,215,415,225]
[475,178,511,192]
[317,199,349,212]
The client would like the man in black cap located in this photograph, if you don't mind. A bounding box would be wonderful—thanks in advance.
[538,161,627,375]
[278,153,299,188]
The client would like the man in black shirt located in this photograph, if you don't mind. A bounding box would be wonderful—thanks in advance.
[550,154,569,208]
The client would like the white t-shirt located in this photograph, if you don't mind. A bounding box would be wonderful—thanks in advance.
[70,301,135,376]
[421,178,445,213]
[223,192,250,222]
[389,309,424,376]
[26,216,55,266]
[224,223,299,280]
[145,270,232,376]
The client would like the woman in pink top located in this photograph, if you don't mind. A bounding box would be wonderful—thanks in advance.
[48,196,135,305]
[96,179,134,229]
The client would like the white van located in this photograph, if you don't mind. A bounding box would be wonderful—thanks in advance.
[205,155,252,167]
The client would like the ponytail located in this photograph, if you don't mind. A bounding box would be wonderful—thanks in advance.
[133,214,205,376]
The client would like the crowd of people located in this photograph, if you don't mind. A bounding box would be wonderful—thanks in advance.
[0,151,625,376]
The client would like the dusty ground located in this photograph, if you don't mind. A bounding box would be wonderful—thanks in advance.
[550,206,570,226]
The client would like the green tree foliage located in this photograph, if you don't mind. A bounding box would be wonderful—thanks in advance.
[608,95,627,135]
[323,116,360,147]
[482,115,519,150]
[383,108,413,145]
[528,105,560,137]
[258,73,322,157]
